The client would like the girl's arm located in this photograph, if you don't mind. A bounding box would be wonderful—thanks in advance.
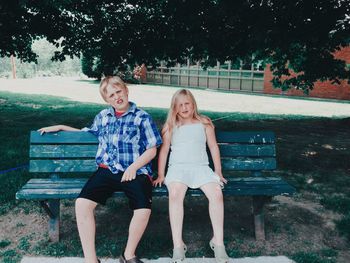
[205,123,227,184]
[38,125,80,135]
[153,127,171,187]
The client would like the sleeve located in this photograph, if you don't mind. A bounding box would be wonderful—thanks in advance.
[81,114,100,136]
[140,115,162,149]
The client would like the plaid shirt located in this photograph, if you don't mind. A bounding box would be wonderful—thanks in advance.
[82,102,162,176]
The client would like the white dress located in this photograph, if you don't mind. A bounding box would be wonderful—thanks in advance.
[164,123,221,188]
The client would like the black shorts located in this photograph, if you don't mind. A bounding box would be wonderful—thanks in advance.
[78,167,153,210]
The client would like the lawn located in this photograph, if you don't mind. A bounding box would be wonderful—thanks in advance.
[0,91,349,263]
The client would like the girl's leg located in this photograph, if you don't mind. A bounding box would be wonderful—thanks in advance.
[200,182,225,246]
[167,182,188,248]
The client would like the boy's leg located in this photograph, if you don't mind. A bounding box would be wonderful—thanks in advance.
[122,174,153,260]
[124,208,151,259]
[75,198,98,263]
[75,168,117,263]
[200,182,225,246]
[167,182,188,248]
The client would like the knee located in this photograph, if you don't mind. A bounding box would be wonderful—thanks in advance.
[134,208,151,221]
[208,186,224,203]
[75,198,96,216]
[168,189,185,203]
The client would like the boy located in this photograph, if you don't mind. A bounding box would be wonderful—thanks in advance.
[39,76,162,263]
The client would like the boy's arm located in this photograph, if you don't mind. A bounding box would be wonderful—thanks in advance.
[121,146,157,182]
[38,125,80,135]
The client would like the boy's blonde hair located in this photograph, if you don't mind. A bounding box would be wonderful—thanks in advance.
[99,76,128,102]
[163,89,213,135]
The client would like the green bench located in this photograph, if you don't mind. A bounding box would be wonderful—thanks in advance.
[16,130,295,242]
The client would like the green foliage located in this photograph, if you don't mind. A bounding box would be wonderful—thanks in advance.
[81,52,101,79]
[1,1,349,90]
[0,240,11,248]
[18,237,30,251]
[0,249,21,263]
[0,38,81,78]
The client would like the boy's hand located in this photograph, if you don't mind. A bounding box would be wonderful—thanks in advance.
[152,175,165,187]
[38,125,61,135]
[121,166,137,182]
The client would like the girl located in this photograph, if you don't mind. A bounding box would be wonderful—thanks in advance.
[153,89,229,263]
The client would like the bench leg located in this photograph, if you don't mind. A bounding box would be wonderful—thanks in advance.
[252,196,270,241]
[41,200,60,242]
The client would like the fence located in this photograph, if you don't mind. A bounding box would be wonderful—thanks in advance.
[146,61,264,92]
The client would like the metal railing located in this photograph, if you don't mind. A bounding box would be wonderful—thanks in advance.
[146,61,264,92]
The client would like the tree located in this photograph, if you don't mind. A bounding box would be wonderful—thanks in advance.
[1,0,349,92]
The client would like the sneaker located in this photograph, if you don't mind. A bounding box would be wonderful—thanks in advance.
[119,254,144,263]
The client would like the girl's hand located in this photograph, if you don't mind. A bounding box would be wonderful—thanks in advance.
[219,176,228,184]
[152,175,165,187]
[215,171,228,184]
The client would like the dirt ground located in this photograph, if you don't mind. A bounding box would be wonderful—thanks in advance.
[1,194,349,262]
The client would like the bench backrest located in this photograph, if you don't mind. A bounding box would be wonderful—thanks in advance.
[29,131,276,174]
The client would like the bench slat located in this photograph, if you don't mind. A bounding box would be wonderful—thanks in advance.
[221,158,276,170]
[30,158,276,173]
[216,131,275,144]
[23,178,88,184]
[30,145,98,158]
[219,144,275,157]
[30,131,98,144]
[16,177,295,200]
[31,131,275,144]
[30,144,275,158]
[29,160,97,173]
[21,178,289,190]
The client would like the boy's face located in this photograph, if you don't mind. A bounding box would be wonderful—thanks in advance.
[176,95,194,120]
[105,84,129,112]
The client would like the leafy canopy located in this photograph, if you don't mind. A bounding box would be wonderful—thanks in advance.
[1,0,349,91]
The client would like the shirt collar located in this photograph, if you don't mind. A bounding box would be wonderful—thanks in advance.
[106,102,137,117]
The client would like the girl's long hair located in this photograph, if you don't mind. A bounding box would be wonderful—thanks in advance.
[162,89,213,136]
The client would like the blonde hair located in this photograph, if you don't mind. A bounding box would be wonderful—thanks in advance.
[163,89,213,135]
[99,76,128,102]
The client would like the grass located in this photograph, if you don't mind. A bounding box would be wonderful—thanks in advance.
[0,91,350,262]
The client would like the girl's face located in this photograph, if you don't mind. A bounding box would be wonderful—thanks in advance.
[176,95,194,121]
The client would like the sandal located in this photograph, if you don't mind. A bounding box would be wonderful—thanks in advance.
[171,244,187,263]
[209,239,229,263]
[119,254,144,263]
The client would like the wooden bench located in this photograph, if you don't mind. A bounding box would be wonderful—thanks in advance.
[16,130,295,242]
